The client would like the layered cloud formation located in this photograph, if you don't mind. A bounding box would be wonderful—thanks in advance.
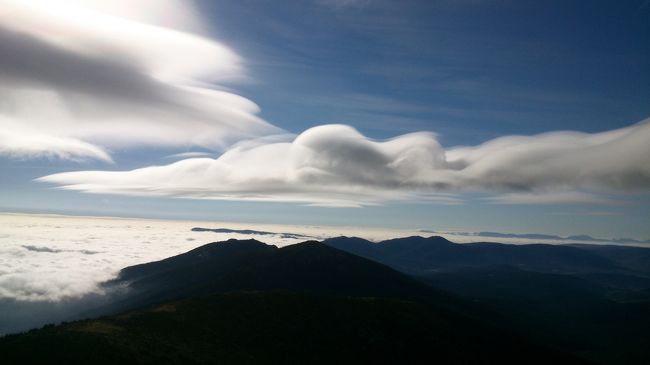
[0,0,279,161]
[40,120,650,206]
[3,0,649,206]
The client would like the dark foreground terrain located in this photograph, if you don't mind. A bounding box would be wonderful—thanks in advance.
[2,237,649,364]
[1,291,582,365]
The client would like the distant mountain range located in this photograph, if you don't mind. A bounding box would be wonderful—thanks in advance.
[3,236,650,364]
[323,236,650,275]
[191,227,314,240]
[323,236,650,364]
[423,230,650,244]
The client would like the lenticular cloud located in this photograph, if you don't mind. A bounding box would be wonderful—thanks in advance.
[0,0,280,161]
[38,120,650,206]
[5,1,650,206]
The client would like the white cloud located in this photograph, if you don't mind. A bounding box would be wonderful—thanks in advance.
[444,118,650,192]
[4,1,650,207]
[482,192,624,206]
[38,120,650,206]
[38,124,453,207]
[0,0,281,161]
[0,210,408,333]
[0,213,420,303]
[165,152,216,160]
[0,120,112,162]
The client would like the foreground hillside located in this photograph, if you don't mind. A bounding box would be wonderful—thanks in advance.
[0,239,586,364]
[0,291,585,365]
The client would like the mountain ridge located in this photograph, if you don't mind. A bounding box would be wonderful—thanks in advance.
[0,238,591,364]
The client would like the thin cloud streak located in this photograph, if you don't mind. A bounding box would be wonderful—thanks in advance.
[0,123,113,162]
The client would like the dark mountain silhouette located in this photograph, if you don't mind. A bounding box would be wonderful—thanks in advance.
[323,236,650,364]
[424,231,650,244]
[569,244,650,275]
[422,266,650,363]
[478,232,564,240]
[102,239,459,313]
[191,227,312,239]
[567,234,602,241]
[4,237,649,363]
[323,236,622,275]
[0,292,586,365]
[0,239,588,364]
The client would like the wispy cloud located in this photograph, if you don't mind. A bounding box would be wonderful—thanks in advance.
[550,210,624,217]
[38,119,650,206]
[483,192,624,206]
[165,152,215,160]
[0,125,113,162]
[0,0,280,162]
[6,1,650,208]
[317,0,372,9]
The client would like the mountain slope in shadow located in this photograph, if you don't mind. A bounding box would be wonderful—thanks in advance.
[323,236,650,364]
[323,236,625,275]
[0,291,586,365]
[103,239,459,313]
[0,239,589,364]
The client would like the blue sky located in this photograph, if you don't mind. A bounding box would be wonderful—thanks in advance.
[207,0,650,141]
[1,0,649,239]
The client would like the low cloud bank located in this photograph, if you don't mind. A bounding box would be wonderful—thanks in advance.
[39,120,650,206]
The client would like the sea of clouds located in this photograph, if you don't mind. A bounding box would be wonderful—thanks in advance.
[2,212,640,303]
[0,212,356,334]
[1,212,645,334]
[0,213,423,303]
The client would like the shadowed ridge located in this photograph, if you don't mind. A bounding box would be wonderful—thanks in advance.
[0,238,595,364]
[325,235,622,274]
[257,240,446,301]
[568,244,650,275]
[111,239,275,284]
[323,235,650,363]
[382,235,453,245]
[321,236,381,260]
[323,235,454,264]
[380,236,455,255]
[103,239,461,314]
